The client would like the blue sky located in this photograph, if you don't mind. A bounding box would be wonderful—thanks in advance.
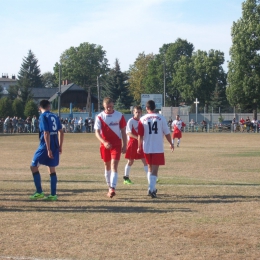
[0,0,242,77]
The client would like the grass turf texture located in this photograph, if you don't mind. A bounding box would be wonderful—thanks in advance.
[0,133,260,260]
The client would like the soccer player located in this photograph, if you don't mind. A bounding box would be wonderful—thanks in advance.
[138,100,174,198]
[171,115,186,147]
[94,97,127,198]
[124,106,148,184]
[30,99,64,201]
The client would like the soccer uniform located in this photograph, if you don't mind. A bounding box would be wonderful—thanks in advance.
[172,120,186,139]
[125,117,144,160]
[138,113,170,165]
[31,111,62,167]
[94,110,126,162]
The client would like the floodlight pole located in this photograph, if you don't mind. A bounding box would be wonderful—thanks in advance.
[97,76,100,112]
[58,63,61,117]
[194,98,199,123]
[163,60,166,107]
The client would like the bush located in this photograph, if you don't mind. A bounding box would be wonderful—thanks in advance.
[12,99,24,118]
[24,100,39,118]
[0,97,13,118]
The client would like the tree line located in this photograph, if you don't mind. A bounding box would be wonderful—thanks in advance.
[1,0,260,118]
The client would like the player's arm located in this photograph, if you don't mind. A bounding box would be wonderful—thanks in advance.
[58,129,64,154]
[165,133,174,152]
[95,129,111,149]
[137,135,143,154]
[127,132,137,139]
[43,131,54,159]
[121,127,127,154]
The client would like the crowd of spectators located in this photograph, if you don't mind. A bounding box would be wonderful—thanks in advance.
[60,117,94,133]
[0,116,38,133]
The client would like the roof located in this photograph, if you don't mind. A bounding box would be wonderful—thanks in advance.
[49,83,86,101]
[0,78,17,83]
[31,88,58,99]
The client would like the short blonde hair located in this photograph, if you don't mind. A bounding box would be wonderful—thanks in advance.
[103,97,113,104]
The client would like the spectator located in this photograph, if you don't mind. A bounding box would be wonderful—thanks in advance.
[190,119,195,132]
[84,118,89,132]
[9,117,13,134]
[232,117,237,132]
[73,117,78,132]
[239,117,245,132]
[4,116,10,133]
[252,118,258,133]
[245,117,251,133]
[31,115,38,133]
[78,117,83,132]
[12,116,18,133]
[201,120,207,132]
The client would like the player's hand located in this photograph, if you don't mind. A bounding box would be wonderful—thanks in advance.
[137,148,141,154]
[170,144,174,152]
[47,149,54,159]
[103,141,111,149]
[121,145,126,154]
[59,147,62,154]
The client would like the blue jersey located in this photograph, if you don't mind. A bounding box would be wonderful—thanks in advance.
[39,111,62,151]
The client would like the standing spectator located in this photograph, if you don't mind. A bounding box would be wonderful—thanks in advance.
[84,118,89,133]
[201,120,207,132]
[32,115,38,133]
[94,97,127,199]
[4,116,10,133]
[239,117,245,132]
[12,116,18,133]
[138,100,174,198]
[9,117,13,134]
[252,118,258,133]
[245,117,251,133]
[73,117,78,132]
[232,117,237,132]
[190,119,195,132]
[88,117,93,132]
[78,117,83,132]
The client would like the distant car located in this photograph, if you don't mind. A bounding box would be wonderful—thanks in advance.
[218,120,232,131]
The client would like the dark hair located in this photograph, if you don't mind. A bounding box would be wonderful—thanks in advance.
[146,100,155,111]
[133,105,142,111]
[39,99,50,109]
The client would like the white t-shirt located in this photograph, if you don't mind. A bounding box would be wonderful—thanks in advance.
[138,113,170,153]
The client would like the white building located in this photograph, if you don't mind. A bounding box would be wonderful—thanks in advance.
[0,74,17,96]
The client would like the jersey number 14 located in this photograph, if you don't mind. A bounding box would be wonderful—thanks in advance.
[148,121,158,134]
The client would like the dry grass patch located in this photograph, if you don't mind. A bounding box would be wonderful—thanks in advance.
[0,133,260,260]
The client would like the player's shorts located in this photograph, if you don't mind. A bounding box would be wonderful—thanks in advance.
[125,140,144,160]
[31,147,59,167]
[172,131,182,139]
[144,153,165,165]
[100,144,121,162]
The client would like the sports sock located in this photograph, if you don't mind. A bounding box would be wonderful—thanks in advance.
[110,172,118,189]
[50,172,57,196]
[149,174,157,192]
[172,139,174,145]
[105,170,111,187]
[32,171,42,193]
[147,171,151,184]
[144,165,148,176]
[177,139,180,145]
[124,164,131,177]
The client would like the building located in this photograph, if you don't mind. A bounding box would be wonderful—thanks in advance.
[0,74,17,96]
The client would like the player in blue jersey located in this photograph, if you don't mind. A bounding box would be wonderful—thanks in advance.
[29,99,64,201]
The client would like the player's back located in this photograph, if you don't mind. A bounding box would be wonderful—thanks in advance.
[139,113,169,153]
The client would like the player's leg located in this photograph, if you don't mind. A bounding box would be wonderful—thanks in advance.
[141,158,148,179]
[100,145,112,188]
[148,164,159,198]
[124,160,134,184]
[104,161,111,187]
[42,166,58,201]
[29,149,45,199]
[177,138,181,147]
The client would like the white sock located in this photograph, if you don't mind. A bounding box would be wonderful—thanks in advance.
[144,165,148,177]
[172,139,174,145]
[105,170,111,187]
[178,139,180,145]
[110,172,118,189]
[124,165,131,177]
[149,174,157,192]
[147,172,151,184]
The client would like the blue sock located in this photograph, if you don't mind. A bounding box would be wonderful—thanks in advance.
[50,172,57,196]
[32,171,42,193]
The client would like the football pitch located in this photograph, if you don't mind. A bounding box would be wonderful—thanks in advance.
[0,133,260,260]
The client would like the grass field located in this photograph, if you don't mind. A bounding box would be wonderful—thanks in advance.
[0,133,260,260]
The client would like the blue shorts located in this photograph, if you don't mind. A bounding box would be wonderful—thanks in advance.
[31,147,59,167]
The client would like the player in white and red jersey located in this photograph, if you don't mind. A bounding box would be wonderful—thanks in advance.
[171,115,186,147]
[138,100,174,198]
[94,97,127,198]
[123,106,148,185]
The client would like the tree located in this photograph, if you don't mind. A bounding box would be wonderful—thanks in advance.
[54,42,109,92]
[8,85,20,100]
[17,50,43,105]
[12,98,24,118]
[42,72,57,88]
[24,100,39,118]
[128,52,154,104]
[0,97,13,118]
[102,59,132,108]
[0,85,2,98]
[145,38,194,106]
[227,0,260,118]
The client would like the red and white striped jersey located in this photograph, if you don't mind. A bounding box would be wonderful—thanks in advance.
[94,110,126,146]
[172,120,186,134]
[126,117,139,142]
[138,113,170,153]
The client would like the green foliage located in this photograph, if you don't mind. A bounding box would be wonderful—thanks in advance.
[12,99,24,118]
[54,42,109,93]
[17,50,42,105]
[128,52,154,103]
[103,59,132,108]
[42,72,57,88]
[227,0,260,116]
[0,85,2,98]
[52,107,81,113]
[24,100,39,118]
[0,97,13,118]
[8,85,20,100]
